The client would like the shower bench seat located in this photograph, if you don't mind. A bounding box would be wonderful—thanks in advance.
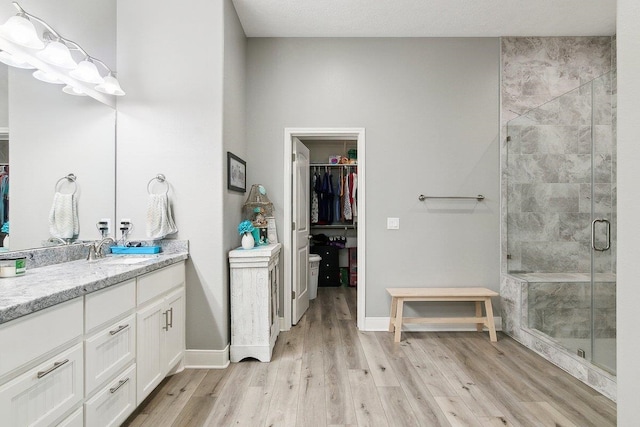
[386,287,499,343]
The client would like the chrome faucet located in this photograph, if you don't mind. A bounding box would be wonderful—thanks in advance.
[47,237,69,245]
[95,237,115,257]
[86,237,115,261]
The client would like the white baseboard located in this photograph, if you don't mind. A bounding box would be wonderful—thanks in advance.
[363,316,503,332]
[184,345,230,369]
[279,316,287,331]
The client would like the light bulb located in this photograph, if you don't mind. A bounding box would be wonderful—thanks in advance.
[69,59,104,84]
[32,69,65,84]
[0,15,44,49]
[62,85,87,96]
[95,74,125,96]
[37,40,77,69]
[0,50,35,69]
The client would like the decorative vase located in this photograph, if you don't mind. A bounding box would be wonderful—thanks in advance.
[241,232,255,249]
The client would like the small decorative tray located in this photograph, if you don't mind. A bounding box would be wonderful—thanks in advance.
[110,246,162,254]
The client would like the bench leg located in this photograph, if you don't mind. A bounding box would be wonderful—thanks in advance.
[475,301,483,332]
[484,297,497,342]
[394,298,404,343]
[388,296,398,332]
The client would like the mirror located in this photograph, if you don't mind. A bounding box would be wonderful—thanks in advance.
[0,0,116,252]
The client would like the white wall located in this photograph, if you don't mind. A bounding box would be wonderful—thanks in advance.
[116,0,226,351]
[246,38,500,318]
[616,0,640,422]
[0,65,7,128]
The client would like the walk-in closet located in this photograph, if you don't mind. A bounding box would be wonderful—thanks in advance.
[303,139,358,295]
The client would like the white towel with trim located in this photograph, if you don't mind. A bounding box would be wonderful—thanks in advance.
[146,193,178,239]
[48,192,79,239]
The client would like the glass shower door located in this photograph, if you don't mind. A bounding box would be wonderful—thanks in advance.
[591,72,616,374]
[506,72,617,374]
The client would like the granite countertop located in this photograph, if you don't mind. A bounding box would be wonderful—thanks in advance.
[0,251,188,325]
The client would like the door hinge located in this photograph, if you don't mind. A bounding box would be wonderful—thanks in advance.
[292,291,296,300]
[506,136,512,142]
[292,221,296,231]
[292,153,296,162]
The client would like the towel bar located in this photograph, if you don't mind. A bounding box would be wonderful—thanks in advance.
[418,194,484,202]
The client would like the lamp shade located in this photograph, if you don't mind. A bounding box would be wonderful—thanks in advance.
[36,40,77,69]
[0,50,35,69]
[62,85,87,96]
[95,74,125,96]
[32,69,65,84]
[69,59,104,84]
[0,15,44,49]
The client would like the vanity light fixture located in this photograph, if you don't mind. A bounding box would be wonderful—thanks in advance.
[0,2,124,99]
[37,38,77,69]
[0,14,43,49]
[32,69,64,84]
[95,73,125,96]
[62,85,87,96]
[0,49,35,69]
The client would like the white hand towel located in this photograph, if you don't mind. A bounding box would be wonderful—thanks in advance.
[146,193,178,239]
[48,192,79,239]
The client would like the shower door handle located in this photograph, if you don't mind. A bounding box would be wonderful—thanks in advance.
[591,218,611,251]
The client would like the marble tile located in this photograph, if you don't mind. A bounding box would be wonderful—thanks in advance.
[558,90,592,126]
[520,183,580,213]
[520,241,590,273]
[508,212,559,241]
[558,213,591,242]
[557,154,592,183]
[594,154,612,183]
[520,125,579,154]
[507,154,560,183]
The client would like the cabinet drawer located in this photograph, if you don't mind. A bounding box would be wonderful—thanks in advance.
[85,363,136,427]
[137,262,185,305]
[0,343,83,427]
[85,314,136,394]
[56,407,83,427]
[85,279,136,332]
[0,298,83,377]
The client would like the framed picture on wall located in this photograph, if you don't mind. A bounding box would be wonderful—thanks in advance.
[227,152,246,192]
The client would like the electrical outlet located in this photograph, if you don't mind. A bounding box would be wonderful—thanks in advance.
[100,218,111,237]
[120,218,132,228]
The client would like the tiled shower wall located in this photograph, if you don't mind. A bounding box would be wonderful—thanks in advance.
[501,37,614,274]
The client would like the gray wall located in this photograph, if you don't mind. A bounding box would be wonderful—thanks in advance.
[246,38,500,318]
[222,0,247,342]
[617,0,640,421]
[116,0,226,351]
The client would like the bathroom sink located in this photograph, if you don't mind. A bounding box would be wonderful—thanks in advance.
[100,256,158,265]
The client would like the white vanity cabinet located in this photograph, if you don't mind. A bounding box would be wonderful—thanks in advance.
[229,243,281,362]
[0,299,84,427]
[0,259,187,427]
[136,262,185,403]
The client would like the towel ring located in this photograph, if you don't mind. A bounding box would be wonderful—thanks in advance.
[54,173,77,195]
[147,173,169,195]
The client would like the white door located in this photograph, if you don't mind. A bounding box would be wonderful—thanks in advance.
[292,137,310,324]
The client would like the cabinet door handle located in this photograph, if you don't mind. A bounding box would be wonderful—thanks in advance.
[109,324,130,335]
[163,310,169,331]
[168,307,174,328]
[37,359,69,379]
[109,377,130,394]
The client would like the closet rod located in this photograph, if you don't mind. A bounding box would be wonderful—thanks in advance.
[418,194,485,202]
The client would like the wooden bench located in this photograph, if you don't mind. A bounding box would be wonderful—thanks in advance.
[386,287,499,343]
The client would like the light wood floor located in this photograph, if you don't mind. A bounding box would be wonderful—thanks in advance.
[123,286,616,426]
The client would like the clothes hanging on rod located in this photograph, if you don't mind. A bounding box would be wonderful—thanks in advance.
[0,166,9,228]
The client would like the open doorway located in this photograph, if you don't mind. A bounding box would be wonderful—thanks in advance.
[283,128,366,331]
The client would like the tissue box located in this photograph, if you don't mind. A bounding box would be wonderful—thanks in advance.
[329,155,341,164]
[110,246,162,254]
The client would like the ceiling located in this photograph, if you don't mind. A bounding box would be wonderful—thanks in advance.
[232,0,616,38]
